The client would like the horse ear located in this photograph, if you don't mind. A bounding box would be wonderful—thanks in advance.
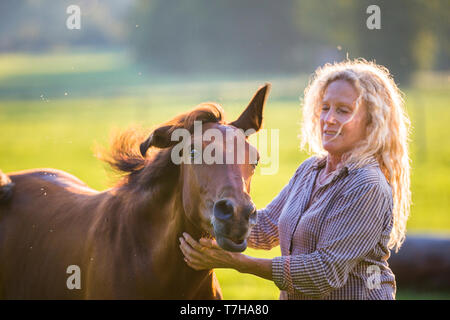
[229,83,271,133]
[140,125,173,156]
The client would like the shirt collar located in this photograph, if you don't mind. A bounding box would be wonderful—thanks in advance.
[311,154,379,176]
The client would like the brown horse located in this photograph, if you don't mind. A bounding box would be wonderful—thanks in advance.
[0,84,271,299]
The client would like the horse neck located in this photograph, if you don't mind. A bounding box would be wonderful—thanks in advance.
[112,178,216,298]
[153,182,214,287]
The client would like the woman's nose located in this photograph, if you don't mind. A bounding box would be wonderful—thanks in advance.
[324,109,337,124]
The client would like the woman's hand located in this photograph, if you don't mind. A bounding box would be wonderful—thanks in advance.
[179,232,240,271]
[179,232,273,281]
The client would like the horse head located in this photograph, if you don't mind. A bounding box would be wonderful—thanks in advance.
[139,84,271,252]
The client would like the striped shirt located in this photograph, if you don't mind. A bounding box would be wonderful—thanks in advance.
[248,155,396,300]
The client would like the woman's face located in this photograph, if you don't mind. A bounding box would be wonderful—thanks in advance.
[320,79,369,157]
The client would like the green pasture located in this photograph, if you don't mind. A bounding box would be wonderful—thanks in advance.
[0,51,449,299]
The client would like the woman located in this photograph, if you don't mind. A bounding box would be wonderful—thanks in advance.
[179,59,412,299]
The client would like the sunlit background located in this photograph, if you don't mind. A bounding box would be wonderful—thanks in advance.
[0,0,449,299]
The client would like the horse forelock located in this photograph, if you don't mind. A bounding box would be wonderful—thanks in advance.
[182,102,225,131]
[162,102,225,137]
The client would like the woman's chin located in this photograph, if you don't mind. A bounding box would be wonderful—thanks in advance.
[322,143,341,154]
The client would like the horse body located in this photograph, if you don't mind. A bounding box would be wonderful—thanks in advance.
[0,169,99,299]
[0,168,220,299]
[0,84,270,299]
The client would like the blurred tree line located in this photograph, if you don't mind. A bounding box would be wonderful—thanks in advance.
[129,0,449,84]
[0,0,447,85]
[0,0,131,51]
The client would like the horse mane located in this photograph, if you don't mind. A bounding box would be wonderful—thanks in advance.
[98,103,225,189]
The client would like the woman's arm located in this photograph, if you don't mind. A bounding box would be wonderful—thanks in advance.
[179,233,273,281]
[235,254,273,281]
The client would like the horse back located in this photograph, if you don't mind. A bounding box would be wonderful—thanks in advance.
[0,169,99,299]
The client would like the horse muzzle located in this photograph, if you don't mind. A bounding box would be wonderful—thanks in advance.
[211,198,255,252]
[215,233,248,252]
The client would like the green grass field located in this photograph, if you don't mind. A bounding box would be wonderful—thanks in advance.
[0,51,449,299]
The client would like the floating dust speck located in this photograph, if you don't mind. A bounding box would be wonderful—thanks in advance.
[337,45,342,51]
[64,92,68,96]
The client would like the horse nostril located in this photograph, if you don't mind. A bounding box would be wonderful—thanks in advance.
[213,199,235,221]
[244,206,257,224]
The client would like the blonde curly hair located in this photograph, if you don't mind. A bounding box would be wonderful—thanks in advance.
[300,59,412,252]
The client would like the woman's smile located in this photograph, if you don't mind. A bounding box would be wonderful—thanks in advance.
[323,130,341,137]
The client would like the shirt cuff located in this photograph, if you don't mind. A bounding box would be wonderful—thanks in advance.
[272,256,292,292]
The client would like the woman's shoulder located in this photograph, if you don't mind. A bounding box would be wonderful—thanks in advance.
[343,160,393,202]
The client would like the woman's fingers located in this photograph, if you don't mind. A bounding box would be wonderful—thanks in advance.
[179,237,201,259]
[184,258,204,271]
[182,253,199,269]
[179,237,208,270]
[179,234,215,271]
[179,238,189,257]
[179,234,196,253]
[199,238,219,249]
[179,232,233,271]
[179,234,236,271]
[182,232,205,252]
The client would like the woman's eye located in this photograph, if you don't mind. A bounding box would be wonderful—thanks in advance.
[322,105,329,111]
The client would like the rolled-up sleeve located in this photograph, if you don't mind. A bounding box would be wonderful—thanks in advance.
[272,182,391,298]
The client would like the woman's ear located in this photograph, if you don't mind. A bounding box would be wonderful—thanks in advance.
[140,125,174,156]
